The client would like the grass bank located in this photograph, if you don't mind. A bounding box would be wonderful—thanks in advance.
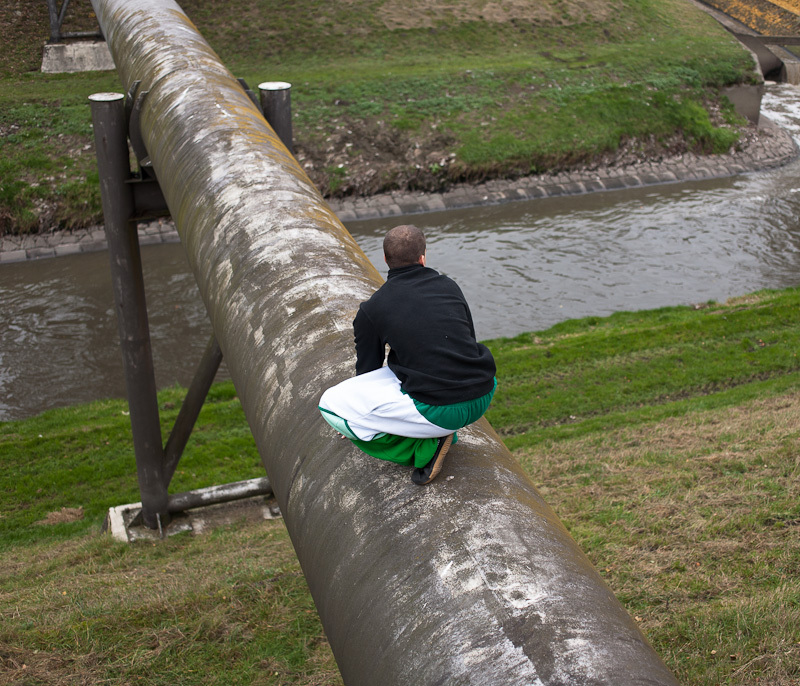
[2,288,800,684]
[0,0,757,234]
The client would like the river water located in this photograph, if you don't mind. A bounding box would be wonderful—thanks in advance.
[2,84,800,421]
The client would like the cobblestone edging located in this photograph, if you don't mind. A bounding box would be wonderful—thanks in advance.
[329,118,798,222]
[0,218,181,264]
[1,118,797,264]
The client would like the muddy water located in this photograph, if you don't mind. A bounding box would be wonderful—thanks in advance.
[0,246,229,420]
[3,84,800,421]
[347,173,800,340]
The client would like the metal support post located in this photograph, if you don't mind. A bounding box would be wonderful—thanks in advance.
[47,0,67,43]
[163,334,223,486]
[46,0,103,41]
[258,81,293,153]
[89,92,170,530]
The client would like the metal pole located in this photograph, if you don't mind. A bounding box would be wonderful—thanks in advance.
[258,81,293,154]
[167,476,272,513]
[89,92,170,531]
[90,1,679,683]
[46,0,61,42]
[163,334,223,486]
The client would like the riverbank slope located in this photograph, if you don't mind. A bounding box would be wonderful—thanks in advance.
[2,287,799,684]
[1,0,767,235]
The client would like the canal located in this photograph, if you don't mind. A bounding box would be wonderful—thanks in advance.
[2,84,800,421]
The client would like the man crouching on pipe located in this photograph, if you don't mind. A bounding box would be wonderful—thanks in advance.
[319,224,497,485]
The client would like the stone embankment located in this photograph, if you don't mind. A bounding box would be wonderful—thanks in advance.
[1,117,797,263]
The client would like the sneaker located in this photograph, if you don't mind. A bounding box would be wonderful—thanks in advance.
[411,433,454,485]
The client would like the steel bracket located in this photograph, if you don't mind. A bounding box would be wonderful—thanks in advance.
[125,81,154,174]
[121,80,169,218]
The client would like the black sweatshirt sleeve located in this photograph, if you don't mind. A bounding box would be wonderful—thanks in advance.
[353,306,385,375]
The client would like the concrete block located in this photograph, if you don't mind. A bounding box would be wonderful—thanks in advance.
[26,247,56,260]
[0,250,27,264]
[81,240,107,253]
[397,203,422,215]
[54,243,83,257]
[378,204,403,217]
[441,194,471,209]
[722,84,764,125]
[782,59,800,86]
[41,41,115,74]
[422,196,446,212]
[354,207,380,220]
[640,173,664,185]
[600,176,627,191]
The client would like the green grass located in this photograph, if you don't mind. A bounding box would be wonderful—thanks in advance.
[0,0,757,233]
[486,290,800,448]
[0,525,341,685]
[486,288,800,685]
[0,382,263,549]
[2,287,800,684]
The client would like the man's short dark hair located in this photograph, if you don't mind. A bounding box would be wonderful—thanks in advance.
[383,225,426,269]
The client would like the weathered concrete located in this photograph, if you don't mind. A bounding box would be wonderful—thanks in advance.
[105,488,282,542]
[722,84,765,124]
[690,0,800,84]
[41,40,115,73]
[0,218,179,263]
[88,0,679,683]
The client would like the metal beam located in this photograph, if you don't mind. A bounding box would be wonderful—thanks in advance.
[163,334,223,486]
[89,1,680,683]
[46,0,68,43]
[89,92,169,530]
[167,476,272,513]
[46,0,103,42]
[259,81,294,154]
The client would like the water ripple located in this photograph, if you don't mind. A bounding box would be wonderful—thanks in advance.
[3,84,800,419]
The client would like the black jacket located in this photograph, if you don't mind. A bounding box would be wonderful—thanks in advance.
[354,264,496,405]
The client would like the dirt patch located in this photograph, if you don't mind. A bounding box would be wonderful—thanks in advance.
[1,647,105,685]
[35,507,84,525]
[377,0,622,30]
[296,115,461,197]
[297,105,759,202]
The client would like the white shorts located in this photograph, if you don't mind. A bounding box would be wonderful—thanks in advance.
[318,367,450,442]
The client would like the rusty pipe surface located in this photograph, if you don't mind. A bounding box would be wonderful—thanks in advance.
[90,1,679,683]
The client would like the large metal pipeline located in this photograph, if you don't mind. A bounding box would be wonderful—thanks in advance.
[89,1,679,683]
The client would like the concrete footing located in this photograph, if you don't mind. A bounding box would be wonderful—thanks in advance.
[722,83,765,124]
[41,40,115,73]
[104,483,281,543]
